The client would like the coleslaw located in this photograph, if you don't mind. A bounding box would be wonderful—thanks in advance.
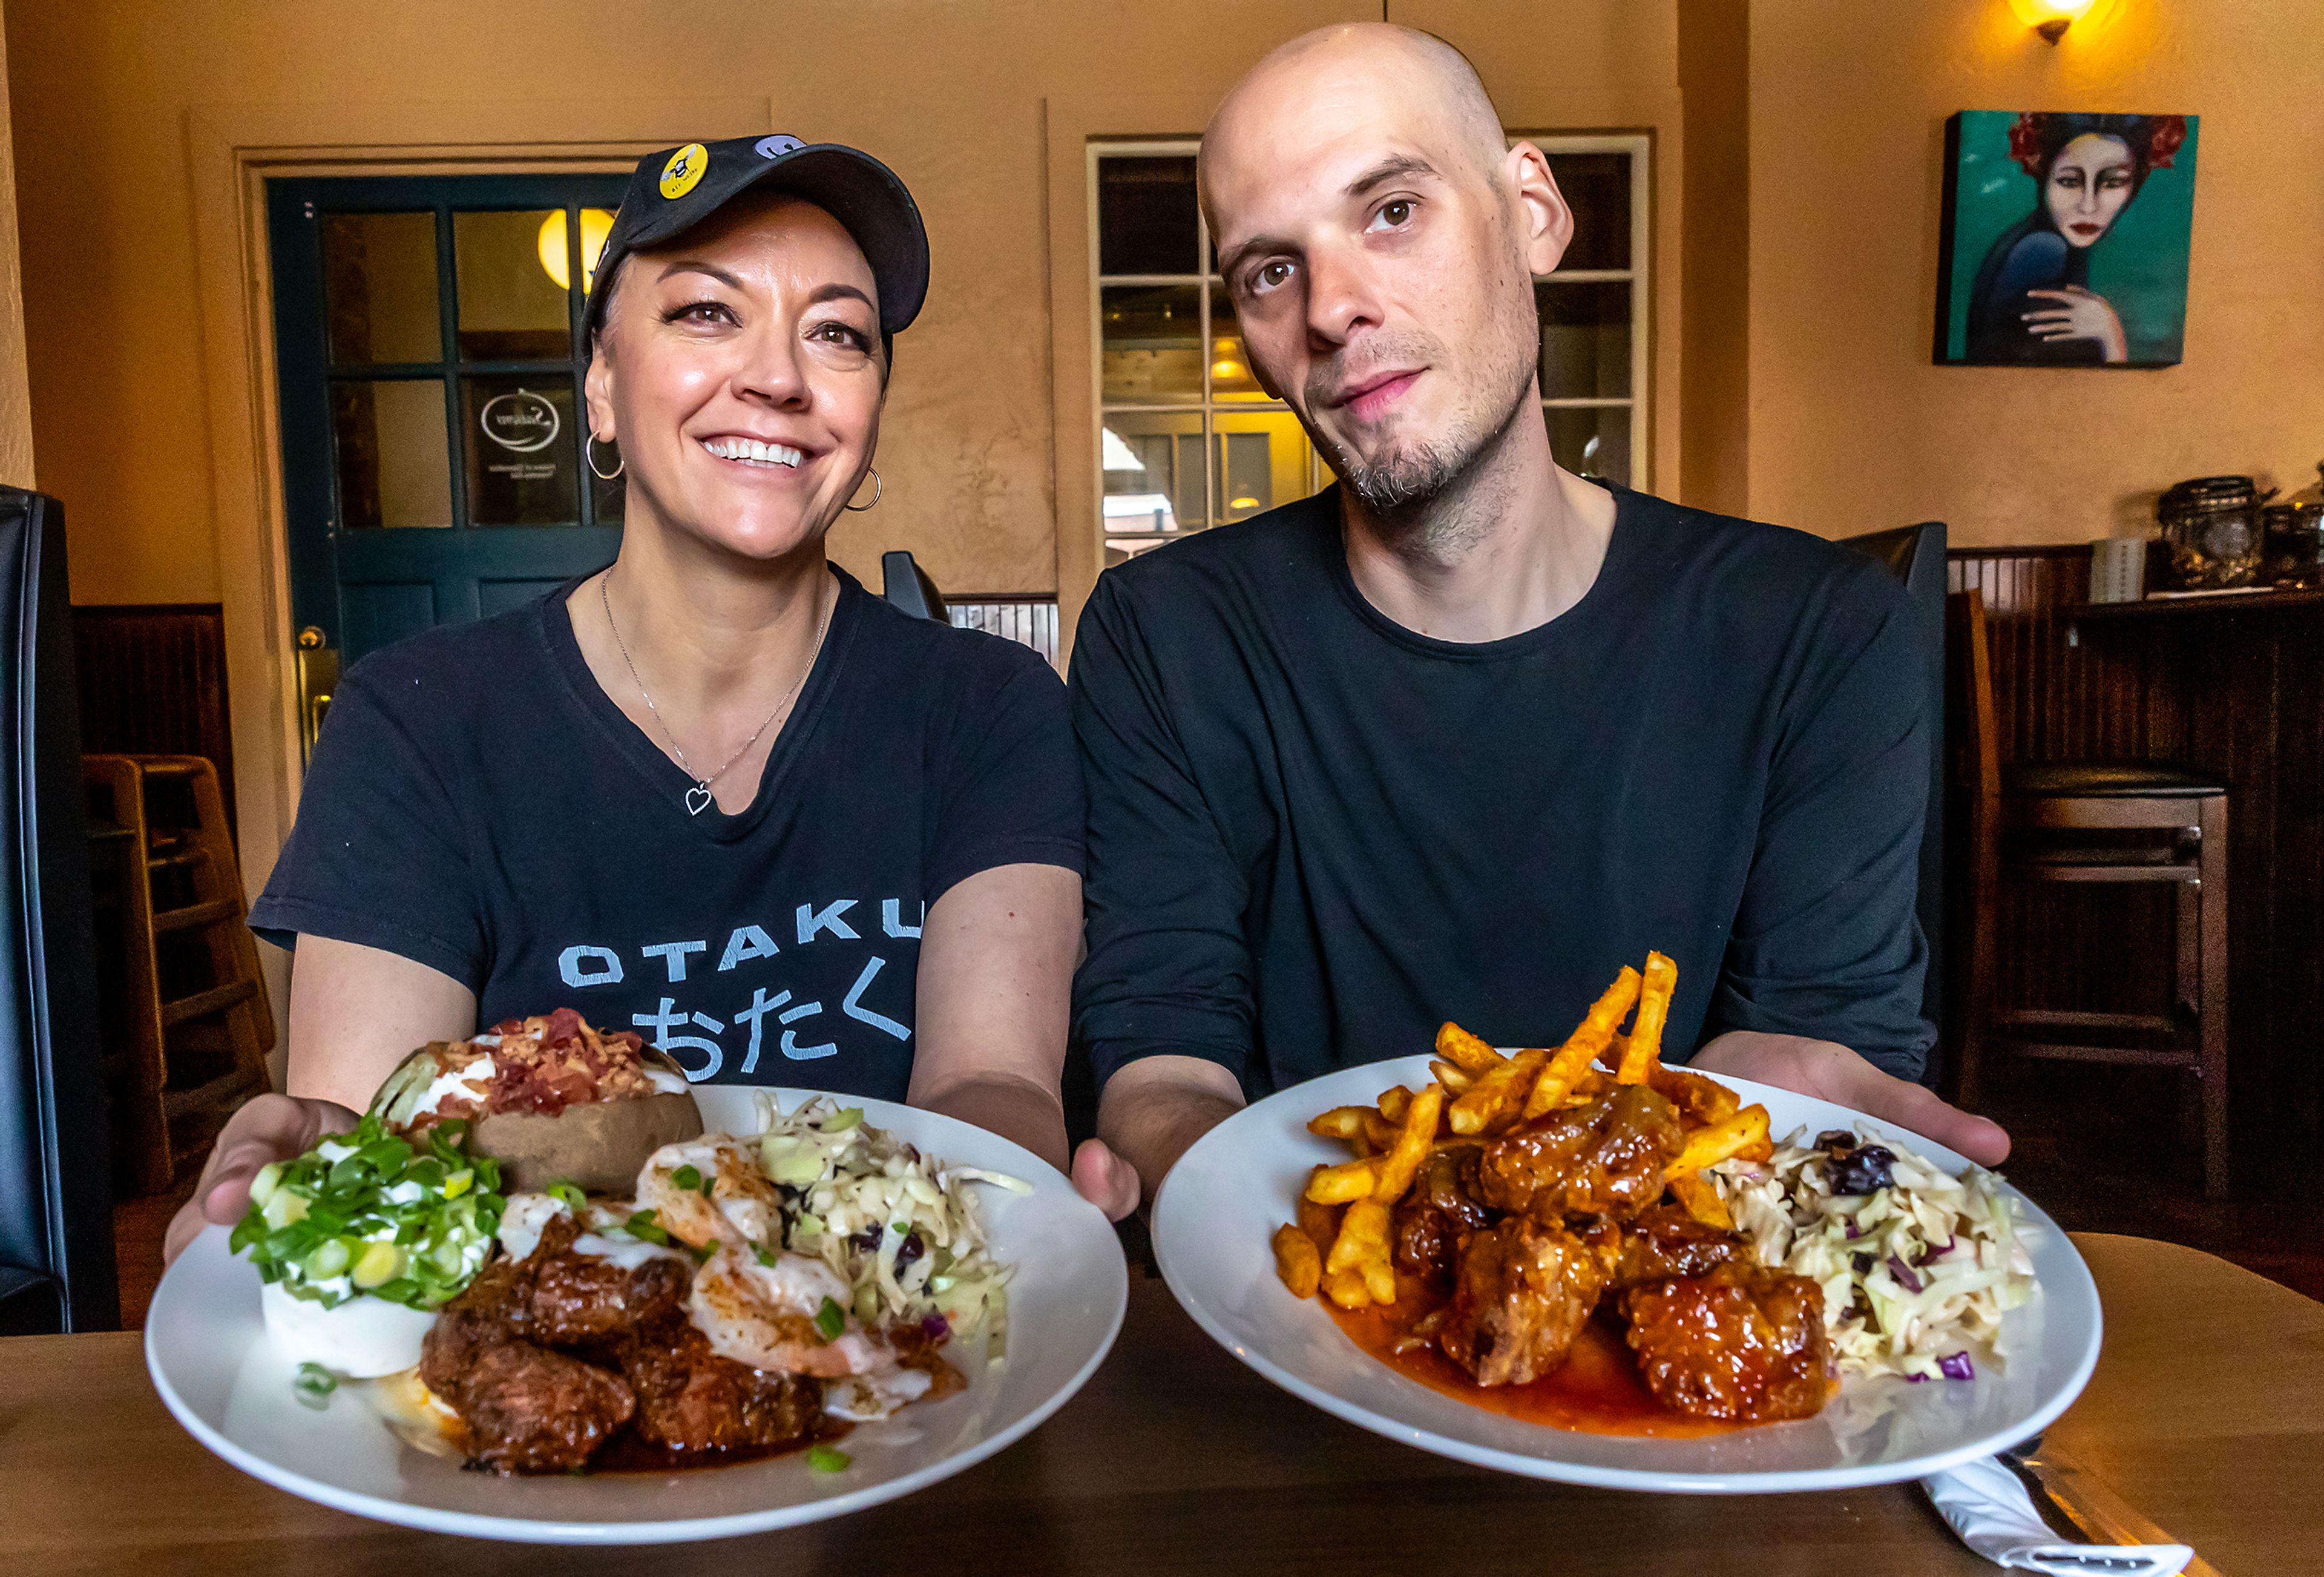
[1708,1126,2036,1381]
[750,1093,1024,1360]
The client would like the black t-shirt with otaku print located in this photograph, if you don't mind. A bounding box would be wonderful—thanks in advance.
[249,567,1083,1099]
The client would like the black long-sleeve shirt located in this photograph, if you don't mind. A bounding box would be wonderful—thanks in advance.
[1069,482,1933,1099]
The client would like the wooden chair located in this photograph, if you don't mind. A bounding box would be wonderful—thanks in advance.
[83,754,274,1192]
[1948,589,2231,1198]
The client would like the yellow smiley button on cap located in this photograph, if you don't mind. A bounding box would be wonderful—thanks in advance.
[659,142,709,200]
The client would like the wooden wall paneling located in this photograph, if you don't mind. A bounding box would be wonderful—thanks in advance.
[71,605,237,844]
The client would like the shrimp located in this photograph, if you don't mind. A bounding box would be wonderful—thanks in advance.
[634,1137,783,1251]
[688,1242,894,1378]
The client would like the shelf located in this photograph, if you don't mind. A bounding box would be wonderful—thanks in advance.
[2066,587,2324,621]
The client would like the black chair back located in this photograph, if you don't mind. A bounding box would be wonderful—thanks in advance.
[0,487,117,1334]
[1840,520,1948,1082]
[881,550,948,621]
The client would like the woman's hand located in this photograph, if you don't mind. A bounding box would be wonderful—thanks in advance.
[163,1093,358,1266]
[1691,1031,2010,1167]
[2023,286,2127,362]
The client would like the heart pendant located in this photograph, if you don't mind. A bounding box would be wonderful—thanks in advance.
[684,785,714,817]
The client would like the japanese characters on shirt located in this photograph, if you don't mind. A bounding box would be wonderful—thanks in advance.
[557,896,924,1082]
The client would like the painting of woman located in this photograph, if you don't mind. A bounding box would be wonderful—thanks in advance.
[1942,111,2195,367]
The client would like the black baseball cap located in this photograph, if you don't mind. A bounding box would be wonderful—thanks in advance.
[584,134,930,343]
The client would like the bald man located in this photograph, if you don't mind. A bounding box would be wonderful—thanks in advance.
[1074,25,2007,1201]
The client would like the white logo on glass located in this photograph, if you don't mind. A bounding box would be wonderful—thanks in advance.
[479,388,562,453]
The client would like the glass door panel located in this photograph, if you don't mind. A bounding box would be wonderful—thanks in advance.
[321,212,441,366]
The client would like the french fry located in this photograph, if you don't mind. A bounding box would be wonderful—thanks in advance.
[1434,1021,1507,1074]
[1305,1158,1377,1203]
[1735,1135,1776,1165]
[1361,1112,1400,1151]
[1296,1190,1344,1251]
[1326,1199,1390,1272]
[1272,1223,1323,1297]
[1305,1105,1371,1142]
[1350,1132,1379,1158]
[1376,1085,1412,1124]
[1666,1172,1733,1230]
[1430,1059,1476,1095]
[1324,1268,1372,1309]
[1617,953,1678,1083]
[1361,1255,1397,1305]
[1521,1038,1603,1121]
[1371,1082,1446,1202]
[1666,1104,1771,1180]
[1647,1062,1741,1125]
[1448,1048,1549,1134]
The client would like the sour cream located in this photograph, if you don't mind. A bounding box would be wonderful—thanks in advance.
[415,1052,495,1118]
[261,1280,436,1378]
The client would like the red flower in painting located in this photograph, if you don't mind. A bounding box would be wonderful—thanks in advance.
[2147,114,2187,169]
[2007,113,2051,176]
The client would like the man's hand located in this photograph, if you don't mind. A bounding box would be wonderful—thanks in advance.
[1692,1032,2009,1167]
[163,1093,358,1266]
[1071,1139,1142,1220]
[1096,1055,1247,1210]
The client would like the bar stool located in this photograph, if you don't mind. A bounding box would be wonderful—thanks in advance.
[1948,591,2230,1199]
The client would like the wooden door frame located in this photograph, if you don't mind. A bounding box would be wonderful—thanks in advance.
[1040,85,1684,666]
[186,98,770,1023]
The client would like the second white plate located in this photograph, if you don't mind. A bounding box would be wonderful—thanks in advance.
[1152,1057,2100,1493]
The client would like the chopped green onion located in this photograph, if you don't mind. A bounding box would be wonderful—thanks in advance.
[754,1245,778,1269]
[671,1164,703,1193]
[691,1240,719,1265]
[294,1362,336,1409]
[545,1181,588,1212]
[813,1296,846,1341]
[625,1210,671,1246]
[806,1444,850,1473]
[248,1161,285,1210]
[441,1168,473,1200]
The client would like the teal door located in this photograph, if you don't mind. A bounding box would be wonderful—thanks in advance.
[269,174,631,676]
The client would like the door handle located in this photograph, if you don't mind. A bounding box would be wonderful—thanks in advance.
[295,625,339,766]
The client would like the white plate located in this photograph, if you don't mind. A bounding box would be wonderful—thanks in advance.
[1153,1057,2101,1494]
[146,1087,1127,1543]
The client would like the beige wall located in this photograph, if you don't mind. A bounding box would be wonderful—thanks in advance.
[1747,0,2324,544]
[0,4,29,489]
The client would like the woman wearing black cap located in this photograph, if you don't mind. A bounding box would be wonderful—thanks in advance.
[169,137,1138,1260]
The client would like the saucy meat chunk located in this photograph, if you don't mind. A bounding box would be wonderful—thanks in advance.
[1609,1202,1744,1290]
[526,1214,691,1346]
[1390,1142,1489,1284]
[1478,1085,1684,1224]
[616,1321,821,1455]
[421,1306,636,1473]
[1618,1265,1832,1423]
[1438,1218,1607,1387]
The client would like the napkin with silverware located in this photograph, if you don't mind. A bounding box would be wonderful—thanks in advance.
[1922,1457,2191,1575]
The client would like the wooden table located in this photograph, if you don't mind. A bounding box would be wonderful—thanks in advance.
[4,1234,2316,1575]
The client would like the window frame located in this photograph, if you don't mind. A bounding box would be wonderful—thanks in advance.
[1085,133,1652,561]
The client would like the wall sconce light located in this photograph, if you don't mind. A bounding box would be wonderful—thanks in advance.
[537,208,617,293]
[2007,0,2104,45]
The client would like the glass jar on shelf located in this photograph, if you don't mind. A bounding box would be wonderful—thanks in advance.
[2156,475,2267,590]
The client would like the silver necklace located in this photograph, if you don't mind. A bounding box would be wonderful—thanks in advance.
[600,571,833,816]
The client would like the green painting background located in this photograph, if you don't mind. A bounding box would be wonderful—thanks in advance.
[1942,110,2199,365]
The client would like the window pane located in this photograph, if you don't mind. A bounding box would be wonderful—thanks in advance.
[1543,152,1631,271]
[332,379,452,528]
[1213,410,1320,524]
[1097,156,1199,276]
[1207,294,1273,402]
[1101,284,1204,403]
[454,209,572,361]
[1101,411,1204,539]
[462,376,579,525]
[1536,281,1632,400]
[322,212,441,366]
[1546,404,1631,486]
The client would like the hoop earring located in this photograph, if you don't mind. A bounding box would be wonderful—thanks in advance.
[842,467,882,512]
[586,431,625,481]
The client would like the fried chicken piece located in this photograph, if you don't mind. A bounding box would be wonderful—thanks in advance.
[1618,1264,1832,1423]
[420,1305,636,1473]
[1477,1084,1684,1225]
[614,1320,822,1455]
[1437,1217,1607,1387]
